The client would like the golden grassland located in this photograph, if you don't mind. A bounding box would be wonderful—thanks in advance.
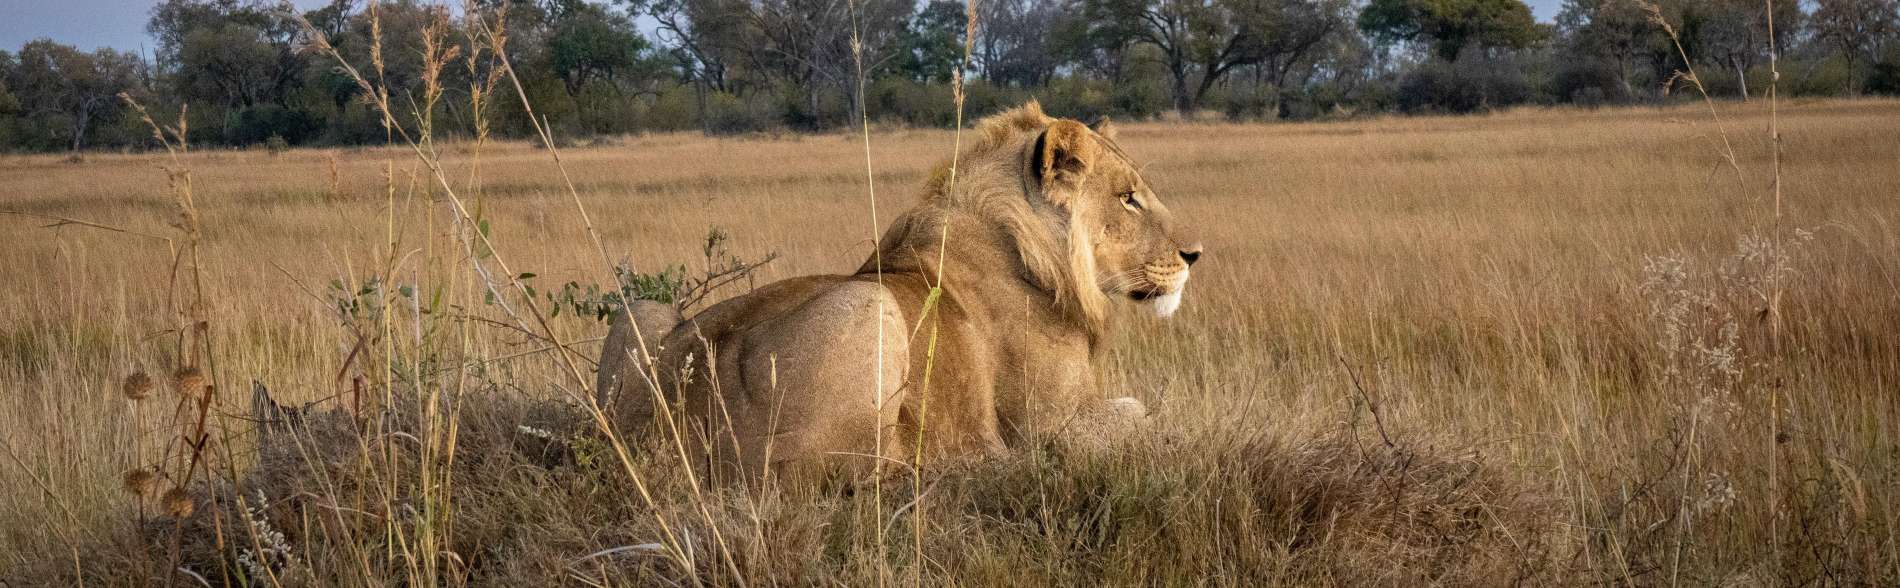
[1,98,1896,584]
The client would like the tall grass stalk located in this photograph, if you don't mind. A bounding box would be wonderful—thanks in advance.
[1763,0,1785,569]
[1642,2,1749,197]
[1642,0,1803,582]
[907,2,981,579]
[119,95,233,580]
[326,4,728,580]
[842,1,893,583]
[462,10,715,578]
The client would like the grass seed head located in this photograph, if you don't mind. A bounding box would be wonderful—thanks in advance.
[122,372,154,401]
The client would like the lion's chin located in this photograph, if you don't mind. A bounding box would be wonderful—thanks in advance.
[1150,288,1183,318]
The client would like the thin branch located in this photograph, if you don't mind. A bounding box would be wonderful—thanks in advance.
[0,210,178,251]
[1336,354,1396,449]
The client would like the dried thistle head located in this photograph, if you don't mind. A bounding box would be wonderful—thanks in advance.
[173,366,206,398]
[162,487,194,518]
[122,469,160,498]
[123,372,155,401]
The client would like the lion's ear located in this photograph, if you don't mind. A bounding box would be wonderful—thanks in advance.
[1034,120,1101,204]
[1089,116,1117,140]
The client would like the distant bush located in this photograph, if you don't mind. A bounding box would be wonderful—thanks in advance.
[958,80,1033,124]
[771,85,855,131]
[1036,77,1117,123]
[1551,60,1630,106]
[573,83,640,136]
[638,85,699,133]
[1682,64,1769,102]
[1220,87,1276,120]
[1398,63,1478,113]
[1867,61,1900,96]
[870,76,1166,128]
[870,78,958,127]
[322,103,396,146]
[702,91,776,136]
[231,105,322,146]
[1398,58,1533,114]
[1792,58,1853,96]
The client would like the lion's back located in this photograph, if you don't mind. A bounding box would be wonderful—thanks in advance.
[655,274,914,480]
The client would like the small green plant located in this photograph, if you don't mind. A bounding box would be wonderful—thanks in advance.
[616,264,687,306]
[672,226,778,311]
[530,266,683,322]
[501,226,775,322]
[328,276,392,321]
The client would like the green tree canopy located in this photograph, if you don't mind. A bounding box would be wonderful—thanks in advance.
[548,0,651,95]
[900,0,969,83]
[1359,0,1546,61]
[5,40,145,151]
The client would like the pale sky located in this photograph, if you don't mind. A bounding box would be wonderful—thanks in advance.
[0,0,1571,56]
[0,0,335,54]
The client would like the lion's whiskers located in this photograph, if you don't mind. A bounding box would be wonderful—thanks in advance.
[1098,270,1150,294]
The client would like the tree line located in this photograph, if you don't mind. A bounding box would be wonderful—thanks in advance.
[0,0,1895,152]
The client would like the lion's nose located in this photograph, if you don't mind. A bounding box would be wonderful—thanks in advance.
[1179,244,1202,266]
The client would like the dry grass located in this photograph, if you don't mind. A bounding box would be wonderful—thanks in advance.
[1,98,1897,585]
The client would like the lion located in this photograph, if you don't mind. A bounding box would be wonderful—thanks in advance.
[596,101,1201,484]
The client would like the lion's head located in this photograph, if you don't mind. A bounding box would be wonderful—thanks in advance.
[1035,113,1202,320]
[923,101,1202,327]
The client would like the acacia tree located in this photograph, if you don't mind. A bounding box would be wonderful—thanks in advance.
[150,0,306,109]
[6,41,145,152]
[974,0,1068,87]
[547,0,650,96]
[1236,0,1356,116]
[1086,0,1229,114]
[1359,0,1545,61]
[1049,0,1137,82]
[1695,0,1802,99]
[0,51,17,118]
[899,0,969,83]
[741,0,910,127]
[149,0,240,68]
[1555,0,1652,99]
[0,51,19,148]
[1811,0,1900,93]
[649,0,748,92]
[1089,0,1360,115]
[303,0,358,41]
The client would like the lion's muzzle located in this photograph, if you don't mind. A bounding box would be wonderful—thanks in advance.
[1132,262,1191,318]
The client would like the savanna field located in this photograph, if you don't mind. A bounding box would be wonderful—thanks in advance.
[1,99,1896,585]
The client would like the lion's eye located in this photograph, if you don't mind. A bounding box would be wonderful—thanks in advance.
[1120,191,1142,212]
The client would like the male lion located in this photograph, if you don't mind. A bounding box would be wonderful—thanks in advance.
[597,101,1200,484]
